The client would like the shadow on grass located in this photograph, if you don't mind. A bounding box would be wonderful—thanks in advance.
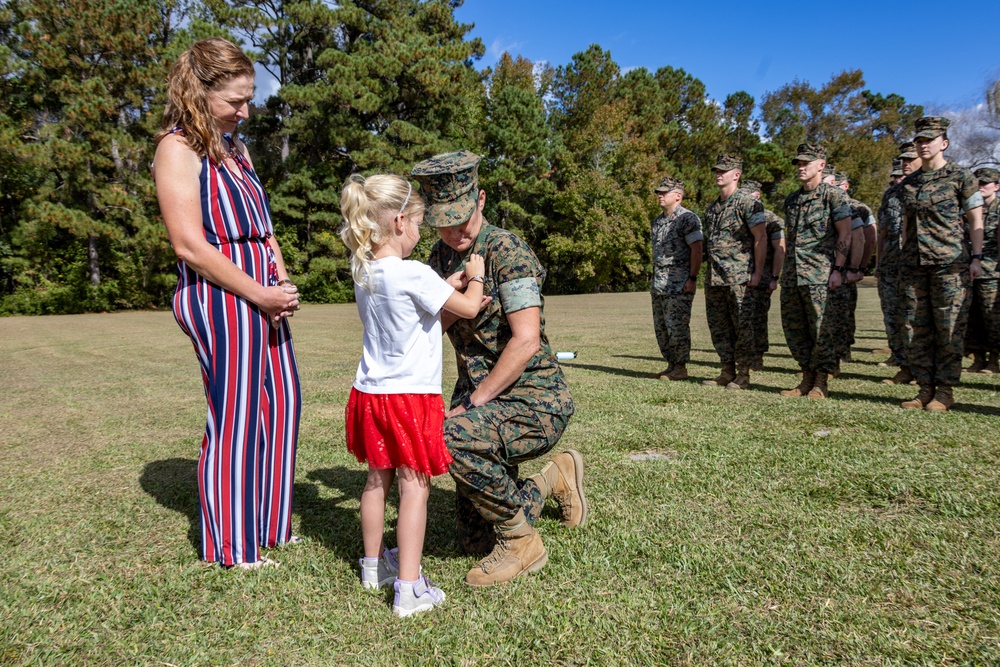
[139,458,200,556]
[300,467,462,562]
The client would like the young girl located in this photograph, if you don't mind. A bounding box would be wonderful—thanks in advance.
[339,174,486,617]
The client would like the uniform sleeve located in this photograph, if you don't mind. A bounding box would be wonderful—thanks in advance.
[745,195,766,228]
[829,189,852,222]
[767,212,785,240]
[492,232,543,314]
[960,168,984,211]
[682,212,703,245]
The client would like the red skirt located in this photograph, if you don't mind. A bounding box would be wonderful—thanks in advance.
[345,388,453,477]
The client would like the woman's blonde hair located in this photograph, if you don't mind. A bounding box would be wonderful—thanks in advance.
[339,174,424,289]
[154,37,255,164]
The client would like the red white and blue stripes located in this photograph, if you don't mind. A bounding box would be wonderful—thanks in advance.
[171,143,300,566]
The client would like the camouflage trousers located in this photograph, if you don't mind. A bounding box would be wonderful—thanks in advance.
[705,284,756,367]
[830,282,858,360]
[445,399,571,556]
[750,284,774,359]
[651,293,694,364]
[877,263,906,364]
[963,279,1000,355]
[900,263,971,387]
[780,283,839,374]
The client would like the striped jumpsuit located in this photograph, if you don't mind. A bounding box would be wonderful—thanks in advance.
[171,136,301,566]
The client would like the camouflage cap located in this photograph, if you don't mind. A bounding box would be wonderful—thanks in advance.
[897,141,918,159]
[975,167,1000,184]
[793,143,826,163]
[410,150,481,228]
[835,172,849,185]
[653,176,685,194]
[914,116,950,140]
[890,158,904,177]
[822,165,835,176]
[740,179,762,194]
[712,154,743,172]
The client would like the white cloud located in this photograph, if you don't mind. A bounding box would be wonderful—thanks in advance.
[488,37,524,62]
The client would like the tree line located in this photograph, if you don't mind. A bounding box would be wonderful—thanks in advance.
[1,0,965,315]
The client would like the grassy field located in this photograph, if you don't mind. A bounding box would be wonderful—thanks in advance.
[2,287,1000,666]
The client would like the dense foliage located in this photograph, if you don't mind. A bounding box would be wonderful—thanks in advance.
[0,0,943,313]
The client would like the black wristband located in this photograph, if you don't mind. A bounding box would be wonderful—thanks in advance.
[771,274,779,281]
[972,253,984,260]
[832,265,845,274]
[461,395,476,411]
[687,275,697,281]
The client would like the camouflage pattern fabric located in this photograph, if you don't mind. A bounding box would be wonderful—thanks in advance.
[703,188,765,286]
[652,293,695,364]
[899,161,982,266]
[651,205,703,295]
[878,266,907,364]
[964,279,1000,355]
[781,183,852,287]
[795,143,827,162]
[899,161,982,387]
[914,116,950,140]
[713,154,743,171]
[705,284,756,366]
[751,209,785,359]
[445,402,569,554]
[781,284,839,373]
[749,286,774,361]
[878,184,905,269]
[964,198,1000,355]
[878,183,907,363]
[411,150,481,228]
[831,282,858,360]
[428,222,574,536]
[979,197,1000,278]
[900,264,971,387]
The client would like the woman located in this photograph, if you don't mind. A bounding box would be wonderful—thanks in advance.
[153,38,301,568]
[898,116,984,412]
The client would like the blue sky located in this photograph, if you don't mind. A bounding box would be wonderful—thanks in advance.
[454,1,999,112]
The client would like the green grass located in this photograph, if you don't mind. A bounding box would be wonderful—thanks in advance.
[2,286,1000,666]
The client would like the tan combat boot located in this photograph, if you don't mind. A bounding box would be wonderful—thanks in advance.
[726,367,751,390]
[666,364,688,381]
[656,362,675,380]
[532,449,588,527]
[831,361,841,379]
[465,511,547,587]
[807,372,829,399]
[924,386,955,412]
[702,362,736,387]
[780,370,815,397]
[985,352,999,375]
[901,385,934,410]
[882,366,914,385]
[966,352,987,373]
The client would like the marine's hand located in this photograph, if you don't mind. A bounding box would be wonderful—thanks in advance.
[446,270,467,290]
[478,295,493,312]
[971,258,982,281]
[828,271,842,291]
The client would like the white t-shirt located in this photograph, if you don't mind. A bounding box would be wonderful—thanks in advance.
[353,257,455,394]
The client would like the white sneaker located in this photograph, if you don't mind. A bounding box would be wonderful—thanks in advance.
[392,575,445,618]
[360,547,400,590]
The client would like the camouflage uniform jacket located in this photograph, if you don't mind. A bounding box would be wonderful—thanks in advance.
[762,209,785,276]
[702,188,765,286]
[781,182,853,286]
[847,198,875,229]
[651,205,703,295]
[899,161,983,267]
[978,197,1000,279]
[427,222,573,416]
[878,184,904,268]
